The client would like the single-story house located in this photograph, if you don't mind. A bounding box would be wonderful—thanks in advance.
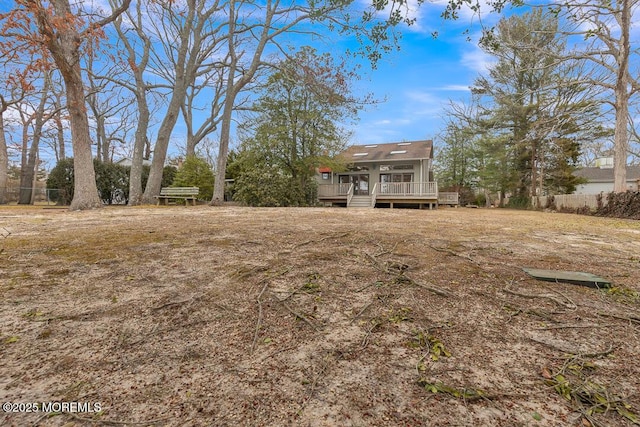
[573,163,640,194]
[316,140,458,209]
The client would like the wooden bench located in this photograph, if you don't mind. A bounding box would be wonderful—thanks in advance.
[155,187,199,206]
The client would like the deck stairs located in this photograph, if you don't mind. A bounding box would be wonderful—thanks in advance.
[348,195,373,208]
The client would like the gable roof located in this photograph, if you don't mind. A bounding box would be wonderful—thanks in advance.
[575,166,640,182]
[340,140,433,163]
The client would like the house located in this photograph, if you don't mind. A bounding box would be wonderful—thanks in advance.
[573,159,640,194]
[115,157,153,167]
[317,140,458,209]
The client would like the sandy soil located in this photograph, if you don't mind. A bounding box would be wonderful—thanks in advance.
[1,206,639,427]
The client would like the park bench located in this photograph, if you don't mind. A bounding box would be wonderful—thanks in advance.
[155,187,199,206]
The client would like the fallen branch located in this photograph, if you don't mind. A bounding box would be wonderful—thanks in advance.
[411,280,454,298]
[151,297,194,311]
[504,281,577,310]
[597,312,640,324]
[282,301,318,330]
[427,244,479,265]
[373,241,399,258]
[534,323,615,331]
[251,281,271,355]
[63,412,173,426]
[350,301,375,323]
[527,337,615,358]
[294,232,350,249]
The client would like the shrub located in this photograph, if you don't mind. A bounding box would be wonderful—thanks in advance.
[93,160,129,204]
[46,158,75,205]
[47,159,181,205]
[161,165,178,188]
[233,168,300,207]
[172,156,214,201]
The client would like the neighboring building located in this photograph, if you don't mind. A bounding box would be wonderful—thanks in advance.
[115,158,152,167]
[317,140,457,209]
[574,159,640,194]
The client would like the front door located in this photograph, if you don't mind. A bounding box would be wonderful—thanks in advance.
[339,174,369,195]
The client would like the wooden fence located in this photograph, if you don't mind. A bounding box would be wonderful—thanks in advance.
[532,194,602,210]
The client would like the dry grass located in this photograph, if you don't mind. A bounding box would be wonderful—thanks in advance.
[1,206,639,427]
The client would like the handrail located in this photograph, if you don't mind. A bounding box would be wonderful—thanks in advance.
[318,183,351,197]
[370,183,378,207]
[346,183,355,206]
[377,182,437,196]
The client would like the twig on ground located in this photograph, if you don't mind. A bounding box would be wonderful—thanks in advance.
[504,281,577,310]
[374,242,399,258]
[257,345,298,363]
[534,323,615,330]
[350,301,375,323]
[597,312,640,324]
[61,413,174,426]
[427,244,479,265]
[282,302,318,330]
[294,232,350,249]
[411,280,454,298]
[527,337,615,358]
[151,297,194,311]
[251,281,271,355]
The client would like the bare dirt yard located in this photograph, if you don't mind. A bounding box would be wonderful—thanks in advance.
[1,206,639,427]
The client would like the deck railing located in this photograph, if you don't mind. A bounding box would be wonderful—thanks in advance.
[346,183,355,206]
[318,183,352,197]
[377,182,438,197]
[438,192,459,205]
[370,183,378,207]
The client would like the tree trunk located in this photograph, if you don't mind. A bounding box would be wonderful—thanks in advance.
[141,85,186,204]
[212,96,234,204]
[186,133,197,158]
[128,91,149,205]
[140,1,196,205]
[613,0,631,193]
[64,72,102,210]
[18,132,41,204]
[19,74,51,204]
[33,0,103,210]
[0,114,8,204]
[54,112,65,161]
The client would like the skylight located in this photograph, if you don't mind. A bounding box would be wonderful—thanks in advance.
[397,142,412,146]
[364,145,378,148]
[353,153,368,157]
[390,150,407,155]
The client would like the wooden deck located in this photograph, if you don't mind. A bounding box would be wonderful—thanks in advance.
[318,182,459,208]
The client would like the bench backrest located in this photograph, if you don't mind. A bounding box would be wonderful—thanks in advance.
[159,187,200,196]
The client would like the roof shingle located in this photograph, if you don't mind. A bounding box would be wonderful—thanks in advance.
[340,140,433,163]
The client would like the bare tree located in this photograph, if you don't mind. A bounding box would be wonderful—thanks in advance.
[2,0,132,209]
[17,71,54,204]
[0,77,27,205]
[554,0,640,192]
[140,0,226,204]
[210,0,416,204]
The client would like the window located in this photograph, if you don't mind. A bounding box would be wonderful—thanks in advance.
[322,172,330,180]
[381,173,413,183]
[380,164,413,171]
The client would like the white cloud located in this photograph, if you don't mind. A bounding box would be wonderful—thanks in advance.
[460,44,495,73]
[437,84,471,91]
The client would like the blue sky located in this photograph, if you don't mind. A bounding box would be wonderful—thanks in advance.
[341,3,501,146]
